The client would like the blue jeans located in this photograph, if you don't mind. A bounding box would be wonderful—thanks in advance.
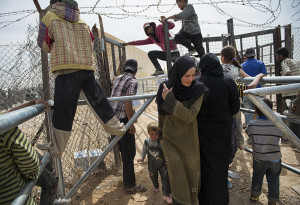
[243,95,255,127]
[251,158,281,203]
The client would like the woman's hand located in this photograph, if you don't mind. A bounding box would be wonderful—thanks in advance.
[162,83,174,100]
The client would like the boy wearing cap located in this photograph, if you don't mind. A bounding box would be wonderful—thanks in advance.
[241,48,267,127]
[123,20,179,76]
[37,0,126,157]
[110,59,147,194]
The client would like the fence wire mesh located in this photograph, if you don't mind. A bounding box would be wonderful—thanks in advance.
[0,25,121,191]
[1,21,299,201]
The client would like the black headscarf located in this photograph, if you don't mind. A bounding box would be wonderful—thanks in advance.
[156,56,208,112]
[199,53,224,77]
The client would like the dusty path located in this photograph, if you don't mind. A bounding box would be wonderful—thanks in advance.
[69,104,300,205]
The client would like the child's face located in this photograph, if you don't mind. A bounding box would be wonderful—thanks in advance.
[176,0,186,10]
[275,53,284,63]
[148,130,159,141]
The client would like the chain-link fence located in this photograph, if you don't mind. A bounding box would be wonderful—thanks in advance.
[1,21,299,200]
[0,24,122,191]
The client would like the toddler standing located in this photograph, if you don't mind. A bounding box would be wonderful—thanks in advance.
[137,122,172,204]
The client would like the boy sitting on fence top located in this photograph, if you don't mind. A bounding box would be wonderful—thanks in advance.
[162,0,205,58]
[37,0,126,157]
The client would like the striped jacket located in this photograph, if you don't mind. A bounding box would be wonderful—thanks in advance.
[37,3,94,73]
[0,127,39,205]
[246,118,283,161]
[281,58,300,97]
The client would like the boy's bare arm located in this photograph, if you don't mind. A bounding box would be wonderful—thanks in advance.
[247,73,264,89]
[7,99,48,113]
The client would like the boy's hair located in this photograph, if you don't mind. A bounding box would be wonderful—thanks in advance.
[255,98,273,117]
[50,0,62,4]
[221,45,242,68]
[275,47,289,58]
[176,0,188,3]
[147,122,158,133]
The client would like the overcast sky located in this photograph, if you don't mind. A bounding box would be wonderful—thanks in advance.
[0,0,299,52]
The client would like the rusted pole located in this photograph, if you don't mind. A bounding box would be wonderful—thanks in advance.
[98,15,111,96]
[34,0,51,144]
[285,24,292,58]
[227,18,235,46]
[273,25,283,113]
[163,21,172,74]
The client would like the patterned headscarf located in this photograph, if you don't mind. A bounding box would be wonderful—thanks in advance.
[62,0,78,8]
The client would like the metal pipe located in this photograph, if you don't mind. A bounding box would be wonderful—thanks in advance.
[244,83,300,96]
[46,109,65,198]
[108,94,156,102]
[61,96,156,201]
[243,147,300,175]
[246,94,300,150]
[142,112,158,122]
[77,94,156,106]
[137,74,167,81]
[237,76,300,84]
[0,100,54,134]
[11,152,51,205]
[240,108,300,124]
[56,158,65,198]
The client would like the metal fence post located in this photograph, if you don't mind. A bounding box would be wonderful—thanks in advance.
[273,25,283,113]
[227,18,235,46]
[45,109,66,198]
[98,15,111,96]
[285,24,292,58]
[163,21,172,74]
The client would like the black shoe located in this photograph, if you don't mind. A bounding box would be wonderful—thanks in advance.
[151,70,164,76]
[185,50,197,56]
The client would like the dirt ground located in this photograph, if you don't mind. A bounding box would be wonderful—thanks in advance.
[69,103,300,205]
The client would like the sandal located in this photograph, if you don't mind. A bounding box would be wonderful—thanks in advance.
[124,184,147,194]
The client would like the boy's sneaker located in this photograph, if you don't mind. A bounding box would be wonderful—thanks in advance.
[227,179,232,189]
[163,196,172,204]
[184,49,197,56]
[250,196,259,202]
[151,70,164,76]
[153,187,160,192]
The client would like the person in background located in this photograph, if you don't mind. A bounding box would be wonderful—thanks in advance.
[275,47,300,140]
[157,56,209,204]
[0,100,57,205]
[37,0,126,157]
[123,19,179,76]
[197,53,240,205]
[137,122,172,204]
[110,59,147,194]
[220,45,250,188]
[246,98,283,205]
[242,48,267,127]
[275,47,300,106]
[163,0,205,58]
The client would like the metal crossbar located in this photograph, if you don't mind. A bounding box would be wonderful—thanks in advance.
[0,102,52,205]
[245,90,300,150]
[55,95,156,203]
[237,76,300,84]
